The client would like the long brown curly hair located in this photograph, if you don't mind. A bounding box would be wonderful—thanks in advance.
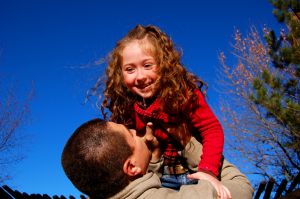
[99,25,207,130]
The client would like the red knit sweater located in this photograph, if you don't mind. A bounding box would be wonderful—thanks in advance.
[134,89,224,177]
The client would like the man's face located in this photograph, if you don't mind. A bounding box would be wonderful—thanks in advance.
[107,122,152,174]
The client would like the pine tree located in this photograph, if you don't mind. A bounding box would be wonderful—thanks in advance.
[251,0,300,177]
[217,0,300,185]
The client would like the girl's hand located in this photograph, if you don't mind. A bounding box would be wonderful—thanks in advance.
[144,122,161,162]
[187,171,232,199]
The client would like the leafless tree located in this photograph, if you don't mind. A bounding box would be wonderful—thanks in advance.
[0,75,33,183]
[217,26,299,186]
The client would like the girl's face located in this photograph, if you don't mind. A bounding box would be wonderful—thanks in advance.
[121,40,159,99]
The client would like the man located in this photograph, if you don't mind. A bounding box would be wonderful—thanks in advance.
[61,119,253,199]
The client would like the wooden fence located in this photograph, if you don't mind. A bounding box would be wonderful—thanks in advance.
[254,173,300,199]
[0,185,87,199]
[1,173,299,199]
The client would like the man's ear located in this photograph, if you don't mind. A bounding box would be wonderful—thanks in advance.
[123,158,142,177]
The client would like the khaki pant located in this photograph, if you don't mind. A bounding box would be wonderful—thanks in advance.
[182,137,254,199]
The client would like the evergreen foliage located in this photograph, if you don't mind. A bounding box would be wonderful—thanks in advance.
[217,0,300,186]
[251,0,300,178]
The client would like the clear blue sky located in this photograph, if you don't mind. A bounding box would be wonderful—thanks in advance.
[0,0,278,197]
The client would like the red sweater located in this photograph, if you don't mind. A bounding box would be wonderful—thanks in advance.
[134,89,224,177]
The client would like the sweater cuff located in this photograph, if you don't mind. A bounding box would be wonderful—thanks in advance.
[198,165,219,178]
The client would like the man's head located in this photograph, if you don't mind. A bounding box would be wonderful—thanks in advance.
[61,119,151,198]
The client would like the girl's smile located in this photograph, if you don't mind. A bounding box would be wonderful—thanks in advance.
[121,39,159,99]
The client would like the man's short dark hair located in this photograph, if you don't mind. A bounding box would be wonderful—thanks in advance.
[61,118,133,198]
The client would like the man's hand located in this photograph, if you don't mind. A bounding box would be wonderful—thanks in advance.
[143,122,161,162]
[188,171,232,199]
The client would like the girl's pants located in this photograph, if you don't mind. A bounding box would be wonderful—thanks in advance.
[161,166,198,190]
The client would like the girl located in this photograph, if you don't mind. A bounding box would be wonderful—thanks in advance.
[96,25,227,195]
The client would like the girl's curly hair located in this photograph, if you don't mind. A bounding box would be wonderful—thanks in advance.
[99,24,206,127]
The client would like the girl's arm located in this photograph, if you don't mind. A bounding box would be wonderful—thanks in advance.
[188,89,224,177]
[183,137,253,199]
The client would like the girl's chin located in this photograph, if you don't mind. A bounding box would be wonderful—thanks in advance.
[135,89,154,98]
[139,93,153,99]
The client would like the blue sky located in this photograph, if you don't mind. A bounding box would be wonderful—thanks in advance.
[0,0,278,197]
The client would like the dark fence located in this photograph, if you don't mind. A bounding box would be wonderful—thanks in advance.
[1,173,300,199]
[0,185,87,199]
[253,173,300,199]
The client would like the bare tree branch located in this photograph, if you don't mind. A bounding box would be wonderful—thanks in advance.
[216,26,300,186]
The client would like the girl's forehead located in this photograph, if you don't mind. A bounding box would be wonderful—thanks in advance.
[119,39,156,57]
[125,38,153,48]
[135,39,156,55]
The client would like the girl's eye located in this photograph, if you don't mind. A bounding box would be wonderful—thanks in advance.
[144,63,153,68]
[124,67,135,73]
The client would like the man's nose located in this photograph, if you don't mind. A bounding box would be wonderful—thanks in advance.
[130,129,138,136]
[136,130,146,139]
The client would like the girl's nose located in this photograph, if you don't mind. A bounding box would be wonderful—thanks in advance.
[136,68,146,82]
